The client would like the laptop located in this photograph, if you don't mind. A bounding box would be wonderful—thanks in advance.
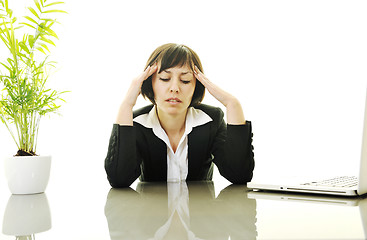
[248,89,367,197]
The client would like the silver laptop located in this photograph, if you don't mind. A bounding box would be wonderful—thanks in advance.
[248,89,367,197]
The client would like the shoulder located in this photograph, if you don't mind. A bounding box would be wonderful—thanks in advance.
[194,104,224,122]
[133,105,154,118]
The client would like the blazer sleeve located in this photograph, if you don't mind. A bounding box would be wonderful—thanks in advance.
[104,124,141,188]
[211,109,255,184]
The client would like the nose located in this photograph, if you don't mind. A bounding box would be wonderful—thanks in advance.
[169,80,179,93]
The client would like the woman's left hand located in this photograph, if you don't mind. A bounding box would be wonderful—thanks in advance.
[194,66,246,125]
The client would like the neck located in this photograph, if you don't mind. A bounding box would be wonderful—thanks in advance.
[156,107,187,135]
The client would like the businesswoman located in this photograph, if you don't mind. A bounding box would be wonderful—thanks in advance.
[105,43,254,187]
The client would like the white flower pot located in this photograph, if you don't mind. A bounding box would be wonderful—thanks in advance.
[4,155,51,195]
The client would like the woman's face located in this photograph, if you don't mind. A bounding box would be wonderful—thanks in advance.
[152,63,196,116]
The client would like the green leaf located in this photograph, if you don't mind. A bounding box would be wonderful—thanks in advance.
[44,27,58,39]
[46,20,55,28]
[6,8,12,18]
[17,52,28,59]
[38,42,50,52]
[19,42,30,54]
[28,35,34,48]
[0,21,9,27]
[0,62,11,71]
[40,18,56,23]
[36,46,46,54]
[28,7,40,19]
[24,16,38,26]
[40,36,55,46]
[34,0,42,13]
[44,1,64,7]
[19,22,36,30]
[0,32,9,46]
[6,58,14,67]
[42,10,67,14]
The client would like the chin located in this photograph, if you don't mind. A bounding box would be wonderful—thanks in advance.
[165,107,186,115]
[158,103,189,116]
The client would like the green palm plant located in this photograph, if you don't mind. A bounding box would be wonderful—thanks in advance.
[0,0,67,156]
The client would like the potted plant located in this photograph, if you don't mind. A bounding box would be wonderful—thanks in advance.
[0,0,67,194]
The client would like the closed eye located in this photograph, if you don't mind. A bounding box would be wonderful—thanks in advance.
[159,78,170,82]
[181,80,191,84]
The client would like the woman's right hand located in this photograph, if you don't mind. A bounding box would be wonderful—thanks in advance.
[123,64,158,108]
[116,64,158,125]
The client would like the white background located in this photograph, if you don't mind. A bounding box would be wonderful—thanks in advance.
[1,0,367,191]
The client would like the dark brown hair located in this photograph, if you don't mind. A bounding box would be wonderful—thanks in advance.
[141,43,205,107]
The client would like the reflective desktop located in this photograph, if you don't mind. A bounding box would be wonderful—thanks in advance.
[1,178,366,240]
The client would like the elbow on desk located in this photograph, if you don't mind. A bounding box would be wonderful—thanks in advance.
[227,172,254,185]
[221,159,255,184]
[107,175,135,188]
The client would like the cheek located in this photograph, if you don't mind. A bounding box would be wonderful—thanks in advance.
[151,77,157,92]
[151,77,165,101]
[151,78,159,100]
[188,80,196,96]
[151,76,160,91]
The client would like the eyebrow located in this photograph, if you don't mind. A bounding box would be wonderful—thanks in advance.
[163,70,192,75]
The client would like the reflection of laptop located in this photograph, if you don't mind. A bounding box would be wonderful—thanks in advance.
[248,89,367,197]
[247,191,367,238]
[248,190,364,206]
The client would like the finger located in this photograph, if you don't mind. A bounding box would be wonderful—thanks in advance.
[194,65,206,79]
[141,64,158,81]
[193,65,200,77]
[146,65,157,79]
[194,65,203,75]
[144,65,152,73]
[194,66,209,84]
[149,64,158,75]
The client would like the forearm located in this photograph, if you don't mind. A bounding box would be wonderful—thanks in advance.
[201,80,246,124]
[105,124,141,187]
[115,101,134,126]
[213,120,255,184]
[225,97,246,125]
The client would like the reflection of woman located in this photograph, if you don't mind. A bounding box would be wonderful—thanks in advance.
[104,182,257,240]
[105,43,254,187]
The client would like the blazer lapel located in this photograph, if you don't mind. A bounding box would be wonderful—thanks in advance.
[150,136,167,180]
[187,124,210,180]
[140,127,167,181]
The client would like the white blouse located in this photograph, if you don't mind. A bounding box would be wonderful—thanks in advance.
[134,106,212,182]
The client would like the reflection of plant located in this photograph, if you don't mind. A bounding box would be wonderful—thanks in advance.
[0,0,67,156]
[16,235,35,240]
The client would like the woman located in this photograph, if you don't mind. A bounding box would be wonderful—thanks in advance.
[105,43,254,187]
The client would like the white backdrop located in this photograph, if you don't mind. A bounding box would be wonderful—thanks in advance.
[1,0,367,191]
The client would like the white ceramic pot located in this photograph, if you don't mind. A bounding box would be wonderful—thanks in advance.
[4,155,51,195]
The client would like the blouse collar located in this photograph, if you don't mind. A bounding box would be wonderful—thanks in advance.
[133,105,213,138]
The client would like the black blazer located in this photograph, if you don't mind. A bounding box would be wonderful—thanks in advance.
[104,104,255,187]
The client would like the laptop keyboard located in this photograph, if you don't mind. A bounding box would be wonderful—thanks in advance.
[301,176,358,188]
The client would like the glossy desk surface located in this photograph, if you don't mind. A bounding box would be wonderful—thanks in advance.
[1,180,367,239]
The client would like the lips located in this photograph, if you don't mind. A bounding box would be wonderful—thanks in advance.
[166,98,182,103]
